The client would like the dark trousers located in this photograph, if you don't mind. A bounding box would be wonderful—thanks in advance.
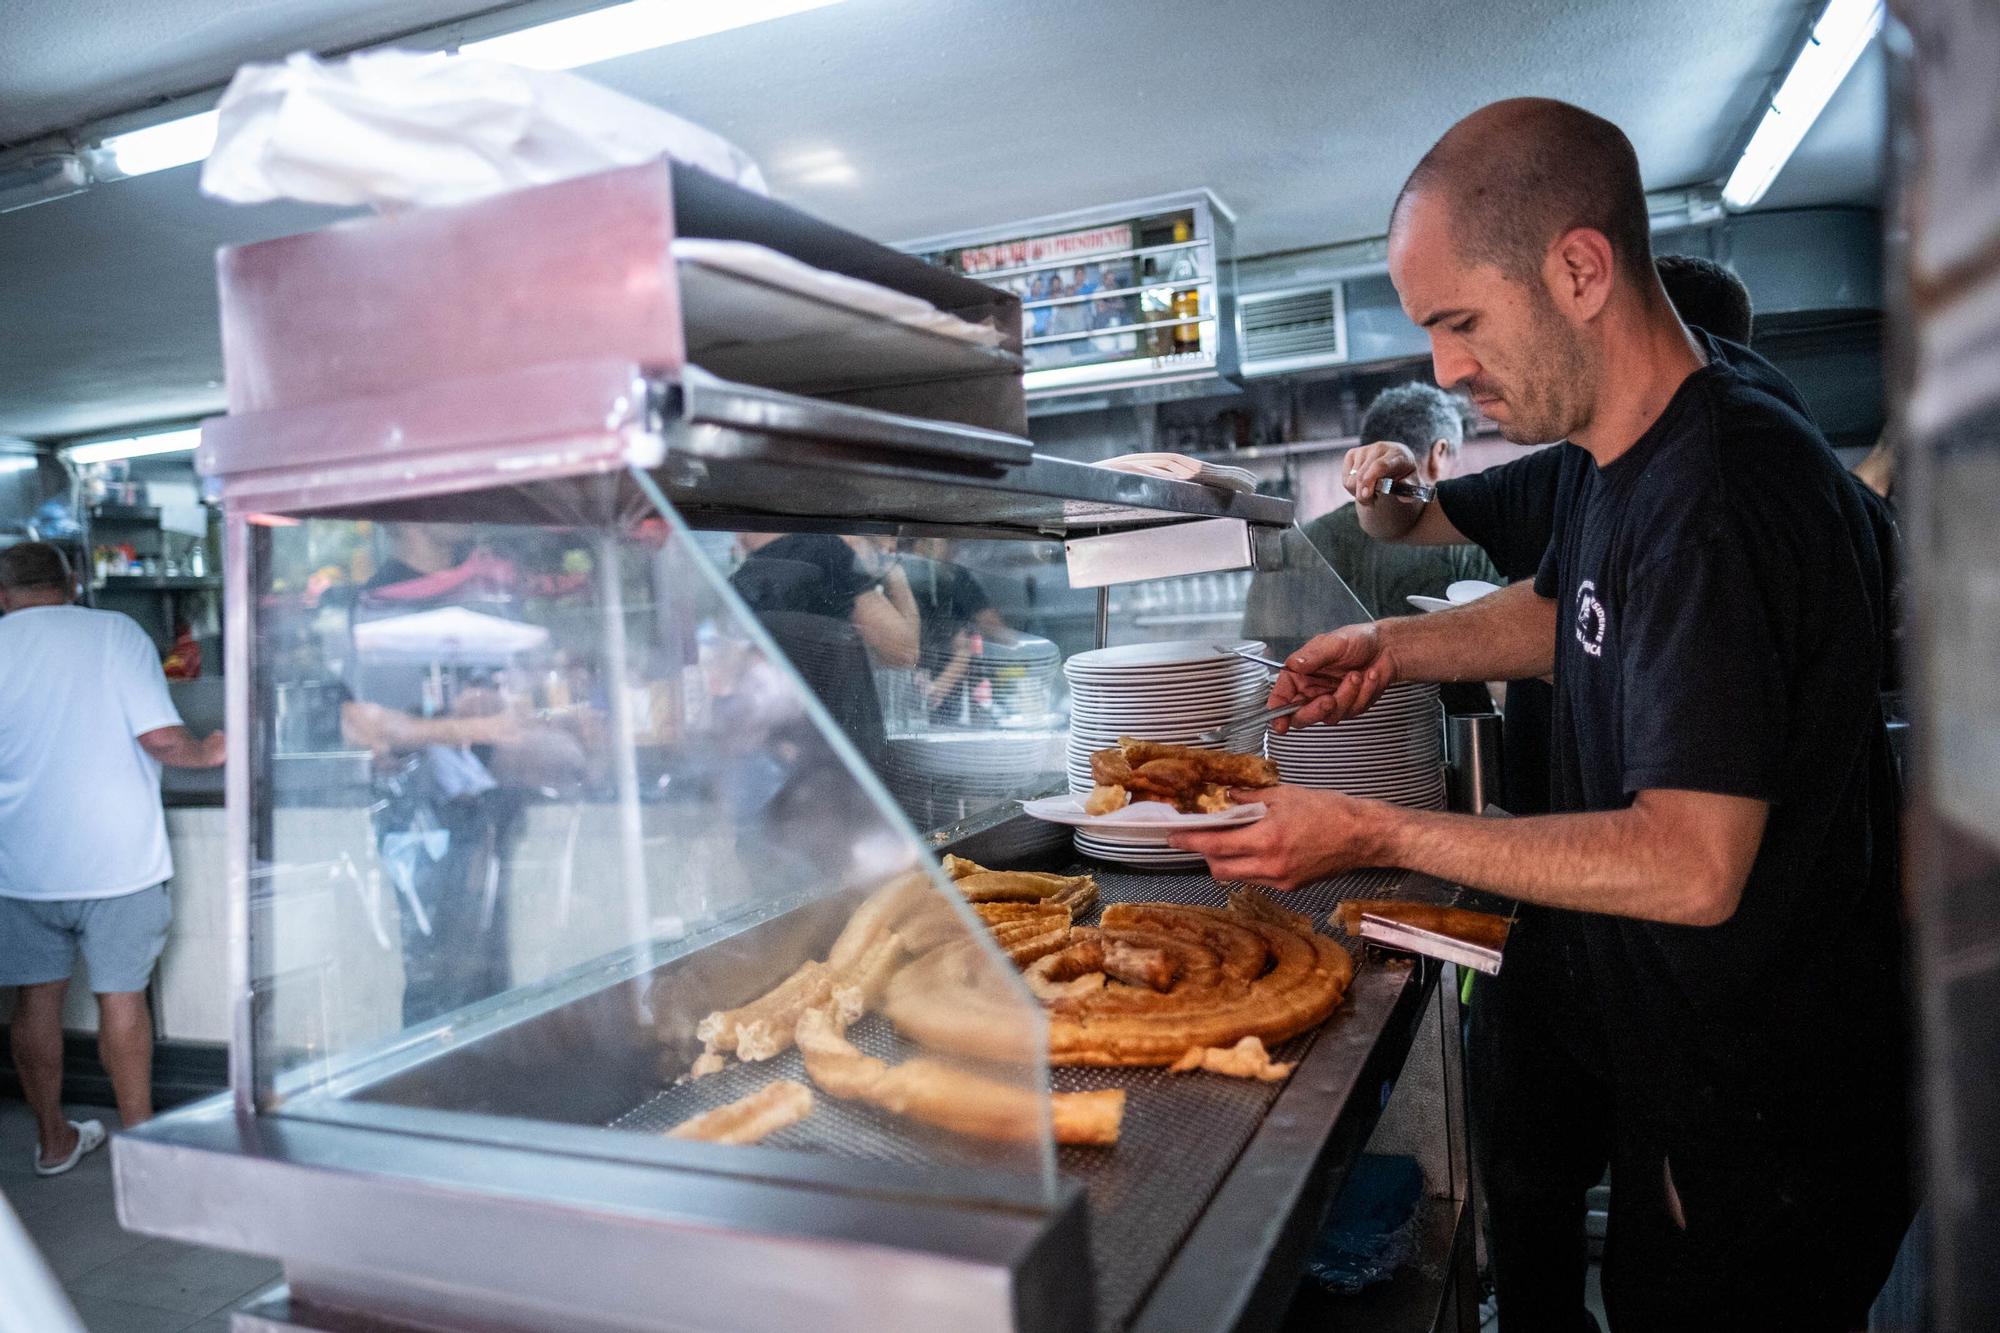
[1600,1118,1913,1333]
[1472,916,1914,1332]
[1469,916,1612,1333]
[393,796,515,1028]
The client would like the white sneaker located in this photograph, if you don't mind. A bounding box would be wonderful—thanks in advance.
[33,1119,106,1177]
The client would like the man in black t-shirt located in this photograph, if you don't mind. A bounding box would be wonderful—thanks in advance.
[1178,99,1909,1333]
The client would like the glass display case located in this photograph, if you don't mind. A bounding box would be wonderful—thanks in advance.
[111,158,1461,1333]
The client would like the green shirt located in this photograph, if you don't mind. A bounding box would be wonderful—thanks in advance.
[1298,503,1503,621]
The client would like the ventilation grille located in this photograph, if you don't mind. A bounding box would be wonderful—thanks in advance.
[1238,282,1347,376]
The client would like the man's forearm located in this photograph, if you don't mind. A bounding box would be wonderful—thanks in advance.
[1382,580,1555,683]
[1364,795,1759,927]
[137,725,223,768]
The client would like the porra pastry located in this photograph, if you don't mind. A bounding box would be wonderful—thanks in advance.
[1086,737,1280,814]
[666,1080,815,1145]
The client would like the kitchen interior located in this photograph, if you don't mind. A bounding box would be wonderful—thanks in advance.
[0,1,1989,1332]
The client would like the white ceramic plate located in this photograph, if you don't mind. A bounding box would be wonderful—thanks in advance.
[1406,594,1454,614]
[1447,579,1503,605]
[1024,794,1265,830]
[1064,639,1265,671]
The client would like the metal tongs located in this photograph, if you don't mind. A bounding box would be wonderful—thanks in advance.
[1374,476,1435,503]
[1192,645,1307,742]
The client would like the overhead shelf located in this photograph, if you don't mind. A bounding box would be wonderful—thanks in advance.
[676,250,1022,399]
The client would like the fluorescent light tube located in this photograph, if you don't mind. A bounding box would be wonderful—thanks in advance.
[96,111,221,181]
[459,0,846,70]
[64,429,203,466]
[1722,0,1884,210]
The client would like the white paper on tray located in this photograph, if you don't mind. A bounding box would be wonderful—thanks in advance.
[1093,452,1258,494]
[201,49,766,210]
[673,238,1005,348]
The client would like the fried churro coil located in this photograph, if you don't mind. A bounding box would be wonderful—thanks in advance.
[1027,969,1106,1002]
[1044,891,1355,1067]
[1168,1036,1295,1082]
[666,1081,814,1144]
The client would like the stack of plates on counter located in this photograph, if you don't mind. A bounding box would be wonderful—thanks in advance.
[1062,638,1272,867]
[1265,681,1447,809]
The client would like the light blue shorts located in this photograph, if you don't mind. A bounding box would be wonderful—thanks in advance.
[0,885,171,993]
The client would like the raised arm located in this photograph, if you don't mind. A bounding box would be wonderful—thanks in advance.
[851,562,921,668]
[340,701,519,756]
[1342,442,1473,545]
[1268,580,1556,731]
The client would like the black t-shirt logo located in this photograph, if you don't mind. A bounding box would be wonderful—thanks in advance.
[1574,579,1607,658]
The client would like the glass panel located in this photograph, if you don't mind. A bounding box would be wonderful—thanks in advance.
[1109,525,1371,658]
[244,475,1054,1205]
[673,523,1373,834]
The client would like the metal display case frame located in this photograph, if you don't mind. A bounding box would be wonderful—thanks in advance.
[113,159,1473,1333]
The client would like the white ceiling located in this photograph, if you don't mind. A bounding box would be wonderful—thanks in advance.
[0,0,1883,440]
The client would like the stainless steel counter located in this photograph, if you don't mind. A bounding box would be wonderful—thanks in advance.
[115,821,1475,1332]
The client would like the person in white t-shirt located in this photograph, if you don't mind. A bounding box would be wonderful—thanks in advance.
[0,542,223,1176]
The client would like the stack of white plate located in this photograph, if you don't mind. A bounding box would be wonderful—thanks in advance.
[1063,638,1272,867]
[1265,681,1447,809]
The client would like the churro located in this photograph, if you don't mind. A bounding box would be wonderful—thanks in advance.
[666,1080,814,1145]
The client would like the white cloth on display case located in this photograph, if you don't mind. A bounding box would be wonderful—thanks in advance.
[201,48,767,211]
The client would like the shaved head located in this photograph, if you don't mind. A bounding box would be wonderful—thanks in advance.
[1393,97,1654,285]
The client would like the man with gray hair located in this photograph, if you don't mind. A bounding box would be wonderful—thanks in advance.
[1294,381,1500,627]
[0,541,223,1175]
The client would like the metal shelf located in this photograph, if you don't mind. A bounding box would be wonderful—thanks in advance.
[292,369,1294,539]
[93,574,222,591]
[676,256,1023,397]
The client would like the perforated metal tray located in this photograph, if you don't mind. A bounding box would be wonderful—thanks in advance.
[609,862,1412,1330]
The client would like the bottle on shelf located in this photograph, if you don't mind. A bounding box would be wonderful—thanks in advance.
[1167,218,1203,356]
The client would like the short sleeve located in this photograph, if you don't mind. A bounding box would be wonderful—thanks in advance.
[114,621,182,738]
[1617,534,1786,801]
[1436,447,1566,579]
[1533,537,1562,600]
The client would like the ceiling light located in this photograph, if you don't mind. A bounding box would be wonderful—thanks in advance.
[780,148,858,186]
[1722,0,1884,210]
[94,111,222,181]
[459,0,847,70]
[63,428,203,466]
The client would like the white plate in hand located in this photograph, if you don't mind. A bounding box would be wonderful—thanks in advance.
[1022,794,1266,830]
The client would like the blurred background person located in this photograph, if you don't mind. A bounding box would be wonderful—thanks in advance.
[0,542,223,1174]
